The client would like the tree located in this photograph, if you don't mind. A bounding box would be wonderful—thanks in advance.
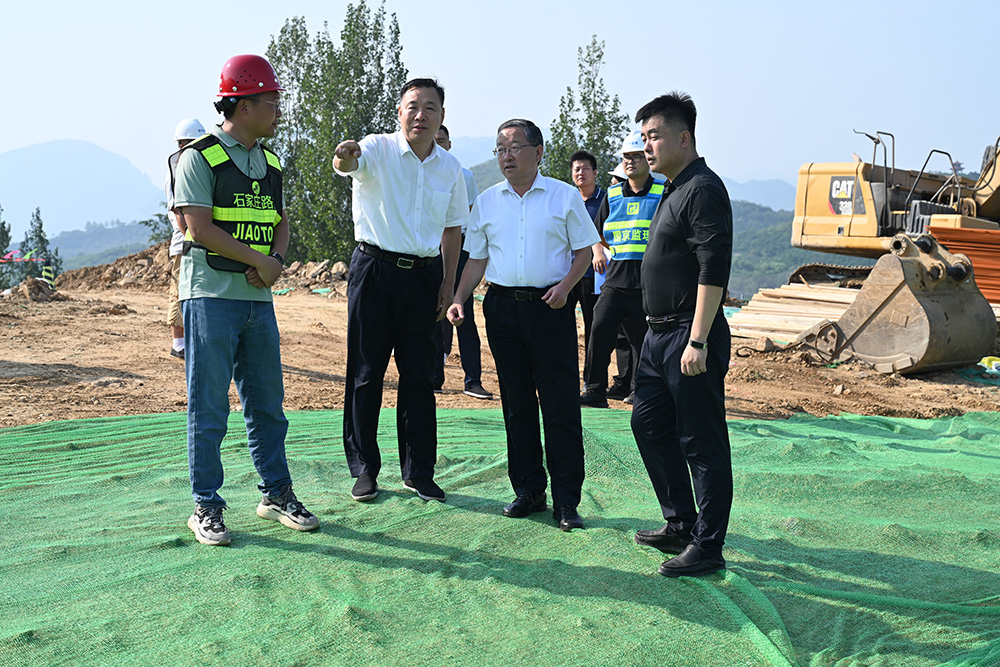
[139,202,172,244]
[17,208,62,282]
[0,203,12,290]
[543,36,630,189]
[266,3,408,263]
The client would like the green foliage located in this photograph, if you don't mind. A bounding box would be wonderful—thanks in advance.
[266,3,408,263]
[543,36,630,189]
[139,202,172,245]
[469,158,503,193]
[729,200,872,299]
[15,208,62,282]
[0,203,11,290]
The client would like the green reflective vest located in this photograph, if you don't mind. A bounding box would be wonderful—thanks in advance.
[604,180,665,260]
[179,135,282,273]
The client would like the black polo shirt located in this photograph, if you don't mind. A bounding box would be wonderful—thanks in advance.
[641,157,732,317]
[594,175,657,290]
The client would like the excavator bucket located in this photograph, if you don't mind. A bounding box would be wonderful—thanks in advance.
[796,234,996,373]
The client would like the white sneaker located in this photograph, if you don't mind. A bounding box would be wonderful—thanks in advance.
[188,505,231,546]
[256,485,320,531]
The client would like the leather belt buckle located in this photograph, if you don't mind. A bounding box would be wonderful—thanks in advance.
[514,290,534,302]
[395,257,415,269]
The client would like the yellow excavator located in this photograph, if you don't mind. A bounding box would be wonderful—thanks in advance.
[789,132,1000,373]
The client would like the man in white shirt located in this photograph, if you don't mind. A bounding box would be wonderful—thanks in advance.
[447,119,600,531]
[334,78,469,504]
[164,117,205,360]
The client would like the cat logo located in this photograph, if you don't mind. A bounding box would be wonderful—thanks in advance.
[252,181,261,195]
[830,178,853,199]
[626,202,640,215]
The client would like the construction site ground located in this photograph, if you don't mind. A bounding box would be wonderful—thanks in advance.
[3,244,999,428]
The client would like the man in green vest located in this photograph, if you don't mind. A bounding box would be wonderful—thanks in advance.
[580,130,664,408]
[172,54,319,546]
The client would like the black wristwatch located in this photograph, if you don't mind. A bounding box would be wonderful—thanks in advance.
[689,339,707,350]
[269,251,285,266]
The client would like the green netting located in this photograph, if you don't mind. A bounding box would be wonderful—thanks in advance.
[3,409,1000,666]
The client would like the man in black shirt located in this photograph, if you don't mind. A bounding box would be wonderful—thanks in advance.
[580,131,663,409]
[630,92,733,577]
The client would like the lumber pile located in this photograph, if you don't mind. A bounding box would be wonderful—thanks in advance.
[727,283,857,342]
[930,226,1000,303]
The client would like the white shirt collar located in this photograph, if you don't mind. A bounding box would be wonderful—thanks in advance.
[503,170,546,197]
[394,130,440,163]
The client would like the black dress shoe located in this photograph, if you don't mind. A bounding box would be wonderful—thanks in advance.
[503,492,546,517]
[553,505,584,531]
[634,524,690,554]
[658,544,725,578]
[607,383,630,401]
[579,390,609,409]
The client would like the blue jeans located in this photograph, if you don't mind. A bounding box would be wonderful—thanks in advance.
[183,297,291,507]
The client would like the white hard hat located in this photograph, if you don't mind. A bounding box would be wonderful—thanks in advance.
[608,162,627,181]
[174,118,206,141]
[620,130,644,155]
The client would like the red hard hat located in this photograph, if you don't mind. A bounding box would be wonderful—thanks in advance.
[217,54,285,97]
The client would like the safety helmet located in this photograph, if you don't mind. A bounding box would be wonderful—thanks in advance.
[174,118,206,141]
[217,55,284,98]
[619,130,644,155]
[608,162,627,181]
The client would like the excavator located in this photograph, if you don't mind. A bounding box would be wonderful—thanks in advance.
[789,131,1000,373]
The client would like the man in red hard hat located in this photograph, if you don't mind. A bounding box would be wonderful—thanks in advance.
[171,54,320,546]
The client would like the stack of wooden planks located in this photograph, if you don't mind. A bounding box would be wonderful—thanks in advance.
[929,226,1000,303]
[727,283,857,342]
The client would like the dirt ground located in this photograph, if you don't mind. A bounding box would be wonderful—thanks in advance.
[2,246,999,428]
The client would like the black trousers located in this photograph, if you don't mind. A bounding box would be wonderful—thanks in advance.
[433,249,482,389]
[584,286,648,396]
[483,287,585,507]
[630,311,732,555]
[573,276,598,384]
[612,330,633,390]
[343,247,441,480]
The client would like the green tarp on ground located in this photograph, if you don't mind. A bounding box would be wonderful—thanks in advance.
[3,409,999,666]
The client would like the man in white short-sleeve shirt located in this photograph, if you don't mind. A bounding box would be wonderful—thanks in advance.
[448,118,599,531]
[333,78,468,504]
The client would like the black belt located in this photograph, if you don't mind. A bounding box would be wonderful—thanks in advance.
[489,284,553,302]
[646,312,695,332]
[358,242,434,269]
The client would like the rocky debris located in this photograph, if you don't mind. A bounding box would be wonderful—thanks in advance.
[54,241,352,296]
[0,277,69,303]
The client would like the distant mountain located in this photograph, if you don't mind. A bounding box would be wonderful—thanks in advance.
[0,140,162,242]
[466,155,797,213]
[722,177,796,212]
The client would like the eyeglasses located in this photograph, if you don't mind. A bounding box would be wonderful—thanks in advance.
[622,153,646,164]
[493,144,537,158]
[249,97,282,112]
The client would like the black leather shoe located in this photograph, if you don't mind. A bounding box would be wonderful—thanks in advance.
[579,390,609,409]
[607,383,630,401]
[553,505,584,531]
[658,544,725,578]
[502,492,546,517]
[634,524,690,555]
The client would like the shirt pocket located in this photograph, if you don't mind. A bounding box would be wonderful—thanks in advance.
[427,189,452,224]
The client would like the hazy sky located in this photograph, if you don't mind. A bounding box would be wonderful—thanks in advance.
[3,0,998,186]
